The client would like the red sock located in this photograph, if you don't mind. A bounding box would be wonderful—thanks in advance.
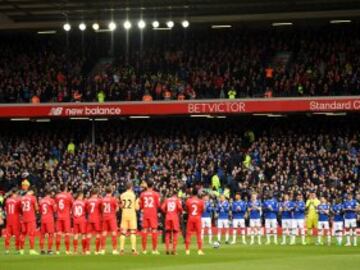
[112,235,118,250]
[56,235,61,251]
[165,232,170,252]
[142,231,147,251]
[86,237,91,252]
[95,237,100,252]
[65,235,70,252]
[73,239,78,253]
[173,232,178,252]
[197,232,202,250]
[19,235,25,249]
[48,234,53,251]
[29,235,35,249]
[152,232,158,251]
[185,232,191,250]
[82,238,87,253]
[5,235,10,250]
[15,235,20,250]
[39,235,45,250]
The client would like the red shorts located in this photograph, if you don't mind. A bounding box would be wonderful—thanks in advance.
[187,218,201,233]
[73,221,87,234]
[165,219,180,232]
[21,221,36,236]
[102,219,118,233]
[6,222,20,236]
[87,221,102,234]
[142,216,158,230]
[56,219,71,233]
[41,221,55,234]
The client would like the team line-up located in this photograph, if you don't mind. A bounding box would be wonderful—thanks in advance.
[2,181,359,256]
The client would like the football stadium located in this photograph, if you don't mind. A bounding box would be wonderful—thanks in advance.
[0,1,360,270]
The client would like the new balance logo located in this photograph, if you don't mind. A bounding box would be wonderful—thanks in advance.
[48,107,64,116]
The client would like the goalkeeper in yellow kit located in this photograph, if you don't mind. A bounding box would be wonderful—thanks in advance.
[119,182,139,255]
[305,192,320,243]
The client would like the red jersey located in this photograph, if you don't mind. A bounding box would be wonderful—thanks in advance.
[72,199,86,223]
[55,192,73,220]
[5,196,21,224]
[86,197,102,223]
[185,197,204,219]
[139,190,160,218]
[101,195,118,220]
[39,196,56,223]
[20,194,37,222]
[161,196,183,220]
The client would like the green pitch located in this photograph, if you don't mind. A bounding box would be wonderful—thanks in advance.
[1,238,360,270]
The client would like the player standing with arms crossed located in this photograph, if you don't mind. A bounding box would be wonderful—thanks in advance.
[101,186,119,255]
[4,189,21,254]
[55,185,73,255]
[139,181,161,255]
[231,193,247,245]
[19,190,39,255]
[161,190,183,255]
[72,192,87,254]
[119,182,139,255]
[201,194,213,244]
[39,189,57,254]
[85,188,102,255]
[185,189,205,255]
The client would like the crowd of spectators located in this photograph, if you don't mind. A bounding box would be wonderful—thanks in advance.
[1,26,360,103]
[0,118,359,205]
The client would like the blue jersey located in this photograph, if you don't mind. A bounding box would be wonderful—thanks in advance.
[232,200,247,219]
[217,201,230,220]
[332,203,343,222]
[202,201,213,218]
[317,203,330,222]
[281,200,295,219]
[342,200,358,219]
[263,199,278,219]
[293,201,305,219]
[248,200,261,219]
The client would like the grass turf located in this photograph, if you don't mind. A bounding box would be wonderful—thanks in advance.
[0,237,359,270]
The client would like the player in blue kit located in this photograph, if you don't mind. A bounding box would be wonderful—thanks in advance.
[248,193,262,245]
[201,194,213,244]
[331,197,344,246]
[316,197,331,245]
[216,195,230,243]
[280,194,295,245]
[231,193,247,245]
[292,193,306,245]
[263,193,279,245]
[342,193,358,246]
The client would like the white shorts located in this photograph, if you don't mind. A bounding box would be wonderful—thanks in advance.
[333,221,343,234]
[292,219,305,229]
[282,219,292,229]
[250,219,261,228]
[217,219,229,228]
[233,219,246,229]
[318,221,329,230]
[265,219,277,229]
[201,217,212,228]
[344,219,357,229]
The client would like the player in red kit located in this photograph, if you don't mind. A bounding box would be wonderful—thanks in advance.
[39,189,57,254]
[185,189,205,255]
[4,188,21,254]
[20,190,39,255]
[85,188,102,255]
[161,190,183,255]
[72,192,87,254]
[55,184,73,255]
[100,186,119,255]
[139,181,161,255]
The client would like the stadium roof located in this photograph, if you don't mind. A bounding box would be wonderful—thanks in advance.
[0,0,360,30]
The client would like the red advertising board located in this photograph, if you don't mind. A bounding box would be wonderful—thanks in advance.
[0,97,360,118]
